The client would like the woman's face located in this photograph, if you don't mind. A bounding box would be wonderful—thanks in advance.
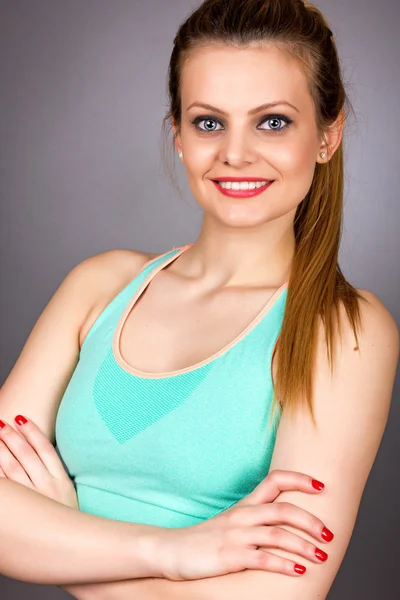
[174,43,332,229]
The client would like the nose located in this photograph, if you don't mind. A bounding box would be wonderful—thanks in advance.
[218,125,258,167]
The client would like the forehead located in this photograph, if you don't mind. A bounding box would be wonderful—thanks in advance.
[181,43,312,113]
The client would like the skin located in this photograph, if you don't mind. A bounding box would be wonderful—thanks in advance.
[0,43,398,599]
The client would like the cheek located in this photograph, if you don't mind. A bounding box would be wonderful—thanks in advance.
[272,135,317,173]
[185,142,215,175]
[273,138,317,194]
[184,147,216,196]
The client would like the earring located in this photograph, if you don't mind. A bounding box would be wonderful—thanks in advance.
[320,151,327,159]
[178,151,183,160]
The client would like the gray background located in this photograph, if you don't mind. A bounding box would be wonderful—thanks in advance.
[0,0,399,598]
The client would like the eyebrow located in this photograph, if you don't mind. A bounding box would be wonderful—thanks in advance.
[186,100,300,115]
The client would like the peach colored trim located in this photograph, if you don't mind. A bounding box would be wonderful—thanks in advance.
[112,246,289,380]
[139,244,194,272]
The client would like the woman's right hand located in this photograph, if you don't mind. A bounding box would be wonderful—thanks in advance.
[155,469,334,582]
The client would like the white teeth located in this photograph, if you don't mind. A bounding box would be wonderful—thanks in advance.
[218,180,270,190]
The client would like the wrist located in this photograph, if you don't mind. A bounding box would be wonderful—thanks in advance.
[129,524,166,579]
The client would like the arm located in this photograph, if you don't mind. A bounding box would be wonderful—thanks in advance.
[0,477,159,585]
[0,249,161,586]
[85,289,398,600]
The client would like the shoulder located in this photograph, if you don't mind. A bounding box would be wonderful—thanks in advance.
[311,286,399,429]
[74,248,158,288]
[354,287,398,339]
[329,287,399,370]
[74,248,162,348]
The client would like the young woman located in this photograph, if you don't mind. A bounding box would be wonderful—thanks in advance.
[0,1,398,599]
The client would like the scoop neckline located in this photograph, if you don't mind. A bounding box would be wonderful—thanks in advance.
[112,244,289,379]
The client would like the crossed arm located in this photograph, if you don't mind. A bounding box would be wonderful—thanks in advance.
[63,290,399,600]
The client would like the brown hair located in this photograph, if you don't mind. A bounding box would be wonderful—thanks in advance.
[160,0,366,427]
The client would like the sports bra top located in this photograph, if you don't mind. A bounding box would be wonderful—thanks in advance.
[55,244,288,529]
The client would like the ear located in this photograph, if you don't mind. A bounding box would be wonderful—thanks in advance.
[172,118,182,155]
[317,109,345,163]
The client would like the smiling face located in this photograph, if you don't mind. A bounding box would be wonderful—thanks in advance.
[174,43,330,230]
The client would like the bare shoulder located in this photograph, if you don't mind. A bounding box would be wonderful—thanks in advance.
[345,287,399,351]
[77,248,161,348]
[318,286,399,408]
[77,248,156,292]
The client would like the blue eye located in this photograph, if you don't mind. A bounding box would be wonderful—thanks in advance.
[191,117,223,132]
[190,113,293,134]
[259,115,293,132]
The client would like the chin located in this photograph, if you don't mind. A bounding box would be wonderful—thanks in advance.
[212,207,281,229]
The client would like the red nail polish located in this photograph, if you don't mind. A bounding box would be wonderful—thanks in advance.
[0,420,5,429]
[294,564,306,574]
[15,415,28,426]
[321,527,334,542]
[315,548,328,561]
[311,479,325,490]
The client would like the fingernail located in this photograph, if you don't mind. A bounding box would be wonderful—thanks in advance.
[311,479,325,490]
[315,548,328,561]
[294,564,306,574]
[15,415,28,426]
[321,527,334,542]
[0,420,5,429]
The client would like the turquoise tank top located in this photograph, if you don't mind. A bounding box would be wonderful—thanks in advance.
[55,244,288,528]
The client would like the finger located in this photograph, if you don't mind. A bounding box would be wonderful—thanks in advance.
[0,420,52,489]
[238,469,325,506]
[240,525,328,564]
[0,439,35,488]
[233,547,306,577]
[230,501,333,544]
[0,464,6,477]
[13,415,69,479]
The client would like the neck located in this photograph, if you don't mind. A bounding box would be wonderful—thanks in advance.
[178,216,295,289]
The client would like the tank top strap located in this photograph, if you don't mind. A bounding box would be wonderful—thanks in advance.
[79,244,192,356]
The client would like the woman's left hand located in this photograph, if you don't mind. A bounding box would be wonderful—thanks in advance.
[0,414,78,509]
